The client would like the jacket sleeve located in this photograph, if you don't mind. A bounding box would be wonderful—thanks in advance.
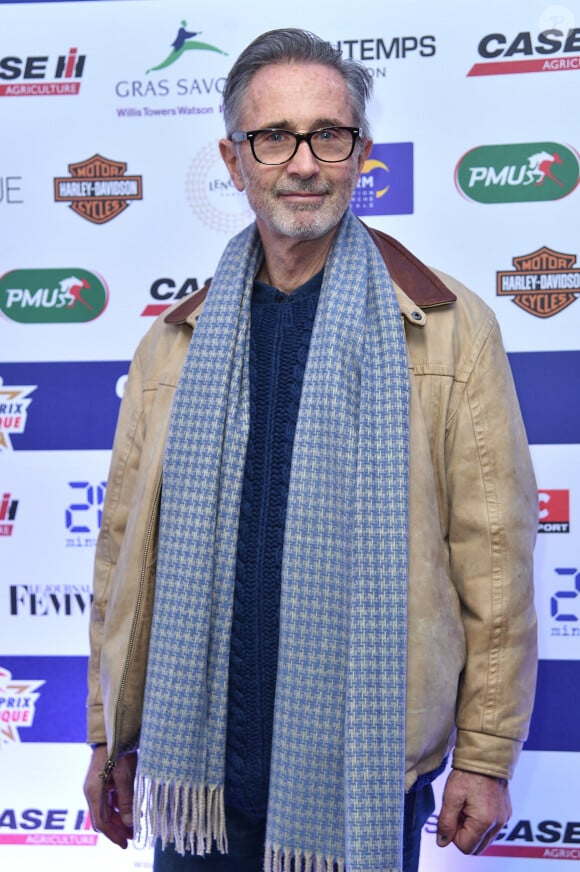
[445,309,538,780]
[86,342,148,744]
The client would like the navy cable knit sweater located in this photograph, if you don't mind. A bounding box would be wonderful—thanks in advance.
[225,270,322,815]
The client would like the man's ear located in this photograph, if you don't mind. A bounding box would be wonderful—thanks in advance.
[219,139,245,191]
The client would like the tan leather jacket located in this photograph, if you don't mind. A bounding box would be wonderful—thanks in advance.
[87,227,537,791]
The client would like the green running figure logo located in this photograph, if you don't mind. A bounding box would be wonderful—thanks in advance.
[146,20,228,73]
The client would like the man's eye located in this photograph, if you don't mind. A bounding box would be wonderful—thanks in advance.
[263,130,290,144]
[317,128,339,141]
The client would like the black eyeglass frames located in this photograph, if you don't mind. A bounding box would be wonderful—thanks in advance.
[230,126,363,165]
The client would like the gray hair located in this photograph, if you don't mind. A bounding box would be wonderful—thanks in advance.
[222,28,373,138]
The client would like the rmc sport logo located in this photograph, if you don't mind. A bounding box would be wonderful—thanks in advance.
[538,490,570,533]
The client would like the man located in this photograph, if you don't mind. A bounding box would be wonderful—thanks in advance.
[83,28,537,872]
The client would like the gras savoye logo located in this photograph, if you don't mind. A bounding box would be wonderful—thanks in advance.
[145,20,227,74]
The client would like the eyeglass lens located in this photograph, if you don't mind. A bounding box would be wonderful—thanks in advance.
[252,128,356,164]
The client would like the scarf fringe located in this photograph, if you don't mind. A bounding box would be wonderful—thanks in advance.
[264,842,346,872]
[133,775,227,857]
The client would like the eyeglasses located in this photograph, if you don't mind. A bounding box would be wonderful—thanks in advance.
[230,126,363,165]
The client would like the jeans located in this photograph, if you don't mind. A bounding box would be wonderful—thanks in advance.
[153,784,435,872]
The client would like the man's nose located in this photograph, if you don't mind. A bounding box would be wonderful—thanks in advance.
[286,140,320,175]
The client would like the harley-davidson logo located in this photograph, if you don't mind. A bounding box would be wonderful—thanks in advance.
[54,154,143,224]
[496,246,580,317]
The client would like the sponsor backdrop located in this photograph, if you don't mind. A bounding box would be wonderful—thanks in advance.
[1,0,579,868]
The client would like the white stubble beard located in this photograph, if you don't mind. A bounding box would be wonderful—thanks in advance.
[240,165,359,242]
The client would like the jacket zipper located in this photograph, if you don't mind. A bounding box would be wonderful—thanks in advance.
[99,475,162,781]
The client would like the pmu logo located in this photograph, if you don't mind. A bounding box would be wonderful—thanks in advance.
[0,269,109,323]
[455,142,580,203]
[539,490,570,532]
[0,666,44,745]
[54,154,143,225]
[497,248,580,317]
[351,142,413,217]
[0,492,18,536]
[468,29,580,76]
[0,379,36,452]
[550,567,580,636]
[0,48,85,96]
[142,277,210,317]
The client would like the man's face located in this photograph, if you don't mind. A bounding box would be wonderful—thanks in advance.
[220,62,372,245]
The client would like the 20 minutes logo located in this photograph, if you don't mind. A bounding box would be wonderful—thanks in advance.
[455,142,580,203]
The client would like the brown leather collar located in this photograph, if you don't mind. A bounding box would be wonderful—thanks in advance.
[365,224,456,308]
[164,222,455,325]
[164,283,211,324]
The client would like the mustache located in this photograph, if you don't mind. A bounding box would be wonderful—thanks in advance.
[273,181,333,196]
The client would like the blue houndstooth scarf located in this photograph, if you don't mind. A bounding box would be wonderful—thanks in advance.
[134,209,410,872]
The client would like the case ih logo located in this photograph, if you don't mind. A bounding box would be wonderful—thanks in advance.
[539,490,570,533]
[468,29,580,76]
[141,277,209,317]
[455,142,580,204]
[0,492,18,537]
[54,154,143,224]
[0,48,85,96]
[0,807,95,846]
[484,817,580,860]
[497,247,580,317]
